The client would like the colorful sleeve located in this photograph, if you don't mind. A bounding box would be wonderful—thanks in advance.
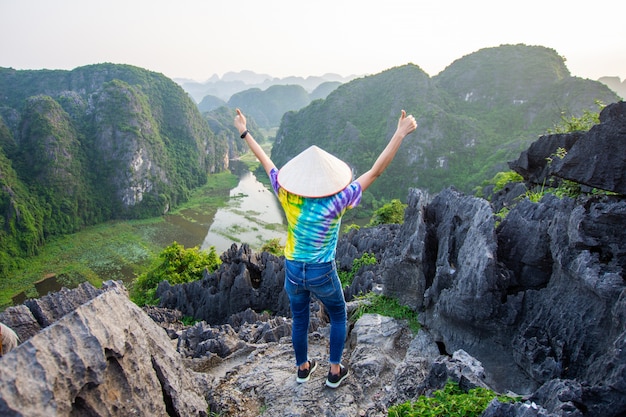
[269,168,280,195]
[343,181,363,209]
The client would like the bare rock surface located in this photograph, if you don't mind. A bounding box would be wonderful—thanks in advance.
[0,282,210,417]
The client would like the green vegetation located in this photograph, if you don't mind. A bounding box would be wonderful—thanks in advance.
[130,242,221,306]
[350,292,420,334]
[482,104,618,226]
[548,100,603,133]
[388,380,519,417]
[270,46,618,203]
[0,63,229,280]
[338,252,377,288]
[367,199,407,227]
[0,171,236,311]
[260,238,285,256]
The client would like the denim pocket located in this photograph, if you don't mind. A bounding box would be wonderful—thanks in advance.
[307,269,340,299]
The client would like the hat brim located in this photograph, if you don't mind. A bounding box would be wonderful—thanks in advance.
[277,146,353,197]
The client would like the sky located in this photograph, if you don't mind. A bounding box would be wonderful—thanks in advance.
[1,0,625,83]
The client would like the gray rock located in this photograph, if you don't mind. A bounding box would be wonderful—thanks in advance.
[0,304,41,342]
[551,101,626,194]
[508,131,582,186]
[24,280,104,327]
[0,282,209,417]
[156,244,291,324]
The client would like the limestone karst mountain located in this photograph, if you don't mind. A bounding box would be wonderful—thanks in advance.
[1,102,623,416]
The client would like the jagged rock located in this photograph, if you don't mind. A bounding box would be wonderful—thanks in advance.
[497,195,574,289]
[482,400,555,417]
[156,244,291,324]
[508,131,583,185]
[0,304,41,342]
[551,101,626,194]
[418,188,522,370]
[142,305,184,338]
[509,193,626,414]
[386,329,441,404]
[509,101,626,195]
[528,379,584,417]
[23,280,104,327]
[0,282,210,417]
[178,321,247,358]
[379,189,430,311]
[0,281,114,344]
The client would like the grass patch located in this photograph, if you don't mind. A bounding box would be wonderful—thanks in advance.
[338,252,377,288]
[350,292,420,334]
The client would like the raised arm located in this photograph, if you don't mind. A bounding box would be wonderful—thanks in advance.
[234,108,276,176]
[356,110,417,192]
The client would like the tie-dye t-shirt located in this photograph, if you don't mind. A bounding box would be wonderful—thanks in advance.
[270,168,362,263]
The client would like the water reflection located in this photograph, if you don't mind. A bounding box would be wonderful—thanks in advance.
[201,161,286,254]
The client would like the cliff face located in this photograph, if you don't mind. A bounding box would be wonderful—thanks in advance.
[0,64,229,273]
[0,64,227,218]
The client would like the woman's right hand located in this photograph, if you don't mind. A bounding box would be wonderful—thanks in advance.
[234,108,247,134]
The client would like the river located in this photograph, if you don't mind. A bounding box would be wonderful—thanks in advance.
[200,161,286,253]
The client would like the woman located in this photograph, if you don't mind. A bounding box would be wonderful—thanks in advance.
[234,108,416,388]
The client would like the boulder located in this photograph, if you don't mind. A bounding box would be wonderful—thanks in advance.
[0,282,209,417]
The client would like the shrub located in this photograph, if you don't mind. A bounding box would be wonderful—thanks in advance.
[130,241,221,306]
[548,100,603,134]
[338,252,377,288]
[260,237,284,256]
[367,199,407,227]
[388,380,519,417]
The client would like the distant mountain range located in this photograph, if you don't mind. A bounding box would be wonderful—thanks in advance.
[177,60,624,132]
[175,71,359,103]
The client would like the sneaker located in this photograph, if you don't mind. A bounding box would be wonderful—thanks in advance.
[296,360,317,383]
[325,364,349,388]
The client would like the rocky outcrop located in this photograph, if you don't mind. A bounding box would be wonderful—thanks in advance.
[509,101,626,194]
[156,244,291,324]
[0,282,210,416]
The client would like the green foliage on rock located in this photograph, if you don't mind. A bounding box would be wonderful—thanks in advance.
[367,199,407,227]
[350,292,420,334]
[388,380,519,417]
[130,241,221,306]
[338,252,377,288]
[260,237,285,257]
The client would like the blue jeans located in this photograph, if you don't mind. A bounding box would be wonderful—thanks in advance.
[284,259,347,367]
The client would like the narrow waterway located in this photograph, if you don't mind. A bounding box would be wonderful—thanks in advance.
[201,161,287,253]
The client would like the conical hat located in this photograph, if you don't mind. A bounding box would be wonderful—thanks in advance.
[277,145,352,197]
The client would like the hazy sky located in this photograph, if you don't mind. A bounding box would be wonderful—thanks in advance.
[1,0,624,82]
